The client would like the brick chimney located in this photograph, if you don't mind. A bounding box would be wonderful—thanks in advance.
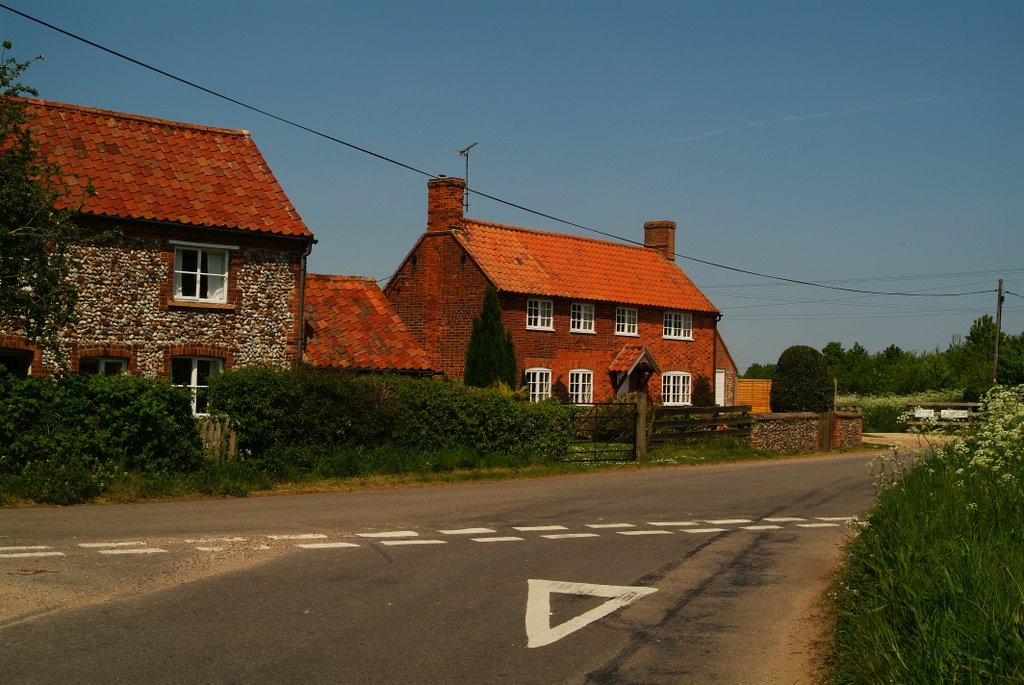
[427,176,466,232]
[644,220,676,262]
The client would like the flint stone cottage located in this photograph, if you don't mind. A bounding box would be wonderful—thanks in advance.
[0,99,315,411]
[385,177,737,405]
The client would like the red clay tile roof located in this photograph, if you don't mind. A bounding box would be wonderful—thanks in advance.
[454,220,718,313]
[304,274,434,372]
[18,98,312,239]
[609,345,661,374]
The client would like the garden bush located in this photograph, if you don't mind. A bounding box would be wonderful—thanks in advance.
[770,345,834,413]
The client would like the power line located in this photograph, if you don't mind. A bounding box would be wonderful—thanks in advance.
[0,3,1004,300]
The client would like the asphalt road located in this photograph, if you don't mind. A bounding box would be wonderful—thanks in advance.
[1,452,880,684]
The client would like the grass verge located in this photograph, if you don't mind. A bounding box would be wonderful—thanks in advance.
[826,385,1024,684]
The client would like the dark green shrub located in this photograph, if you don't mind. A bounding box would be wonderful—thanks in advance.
[692,374,715,407]
[464,286,517,389]
[770,345,834,413]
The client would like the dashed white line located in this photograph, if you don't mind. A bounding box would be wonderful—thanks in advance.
[380,539,446,547]
[0,545,50,551]
[797,522,840,528]
[1,551,65,558]
[438,528,496,535]
[742,525,783,531]
[78,541,144,548]
[195,546,224,552]
[296,542,361,550]
[514,525,568,532]
[357,531,419,539]
[816,517,853,522]
[586,523,636,529]
[706,519,753,525]
[617,530,674,536]
[99,548,167,555]
[648,521,698,527]
[541,533,600,540]
[267,534,327,541]
[682,528,728,534]
[471,536,525,543]
[763,517,806,523]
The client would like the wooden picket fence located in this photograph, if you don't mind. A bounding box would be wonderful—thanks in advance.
[197,416,237,460]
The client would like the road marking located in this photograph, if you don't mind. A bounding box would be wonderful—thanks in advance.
[379,539,446,547]
[514,525,568,532]
[195,546,224,552]
[586,523,636,529]
[0,545,50,551]
[706,518,753,525]
[525,579,658,648]
[186,537,247,543]
[439,528,496,535]
[816,517,853,522]
[682,528,728,534]
[99,548,167,555]
[79,541,144,548]
[763,517,806,523]
[471,536,525,543]
[1,551,65,558]
[357,531,419,538]
[796,522,840,528]
[541,533,600,540]
[648,521,698,527]
[742,525,783,531]
[617,530,673,536]
[268,534,327,541]
[296,542,361,550]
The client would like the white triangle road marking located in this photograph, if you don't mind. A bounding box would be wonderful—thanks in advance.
[525,579,658,648]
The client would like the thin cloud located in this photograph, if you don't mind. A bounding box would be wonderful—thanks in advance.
[651,95,962,147]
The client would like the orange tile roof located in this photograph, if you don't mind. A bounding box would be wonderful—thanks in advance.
[454,220,718,313]
[304,274,434,372]
[18,98,312,239]
[609,344,661,374]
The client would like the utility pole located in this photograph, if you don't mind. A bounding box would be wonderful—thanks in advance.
[993,278,1004,384]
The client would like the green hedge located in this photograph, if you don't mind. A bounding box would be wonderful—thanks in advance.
[0,370,202,504]
[207,367,576,467]
[836,391,962,432]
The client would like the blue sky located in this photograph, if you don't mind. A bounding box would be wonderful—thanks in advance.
[3,1,1021,371]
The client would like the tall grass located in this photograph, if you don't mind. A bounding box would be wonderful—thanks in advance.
[837,390,962,432]
[828,385,1024,683]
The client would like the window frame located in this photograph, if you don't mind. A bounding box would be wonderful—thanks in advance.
[615,306,639,336]
[568,369,594,405]
[661,371,692,406]
[79,357,128,376]
[526,299,554,331]
[524,367,552,403]
[173,245,230,304]
[663,311,693,340]
[570,302,596,334]
[171,356,224,415]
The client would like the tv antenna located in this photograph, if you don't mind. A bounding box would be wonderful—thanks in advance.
[457,142,478,212]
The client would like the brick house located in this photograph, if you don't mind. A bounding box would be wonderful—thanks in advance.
[385,177,737,405]
[303,274,434,374]
[0,99,315,412]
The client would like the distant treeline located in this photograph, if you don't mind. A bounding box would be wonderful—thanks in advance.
[743,316,1023,399]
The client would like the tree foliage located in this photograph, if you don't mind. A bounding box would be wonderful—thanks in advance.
[463,286,518,389]
[1,41,92,362]
[769,344,834,413]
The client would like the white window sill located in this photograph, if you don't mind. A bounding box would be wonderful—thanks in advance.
[615,331,640,337]
[570,329,597,335]
[527,326,555,332]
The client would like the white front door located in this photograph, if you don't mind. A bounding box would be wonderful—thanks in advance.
[715,369,726,406]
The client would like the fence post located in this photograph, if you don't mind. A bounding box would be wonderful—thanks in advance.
[635,394,648,459]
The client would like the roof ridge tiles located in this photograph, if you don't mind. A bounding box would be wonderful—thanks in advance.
[462,218,646,252]
[17,97,249,137]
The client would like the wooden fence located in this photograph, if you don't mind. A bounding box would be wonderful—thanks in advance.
[649,404,753,446]
[905,402,982,427]
[197,416,237,460]
[736,379,772,414]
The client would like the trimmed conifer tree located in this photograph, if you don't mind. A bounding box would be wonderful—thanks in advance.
[464,286,518,388]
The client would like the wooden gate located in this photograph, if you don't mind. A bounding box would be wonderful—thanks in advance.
[563,402,638,462]
[649,405,752,446]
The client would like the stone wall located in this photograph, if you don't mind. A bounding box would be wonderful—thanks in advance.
[749,410,864,452]
[7,221,308,377]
